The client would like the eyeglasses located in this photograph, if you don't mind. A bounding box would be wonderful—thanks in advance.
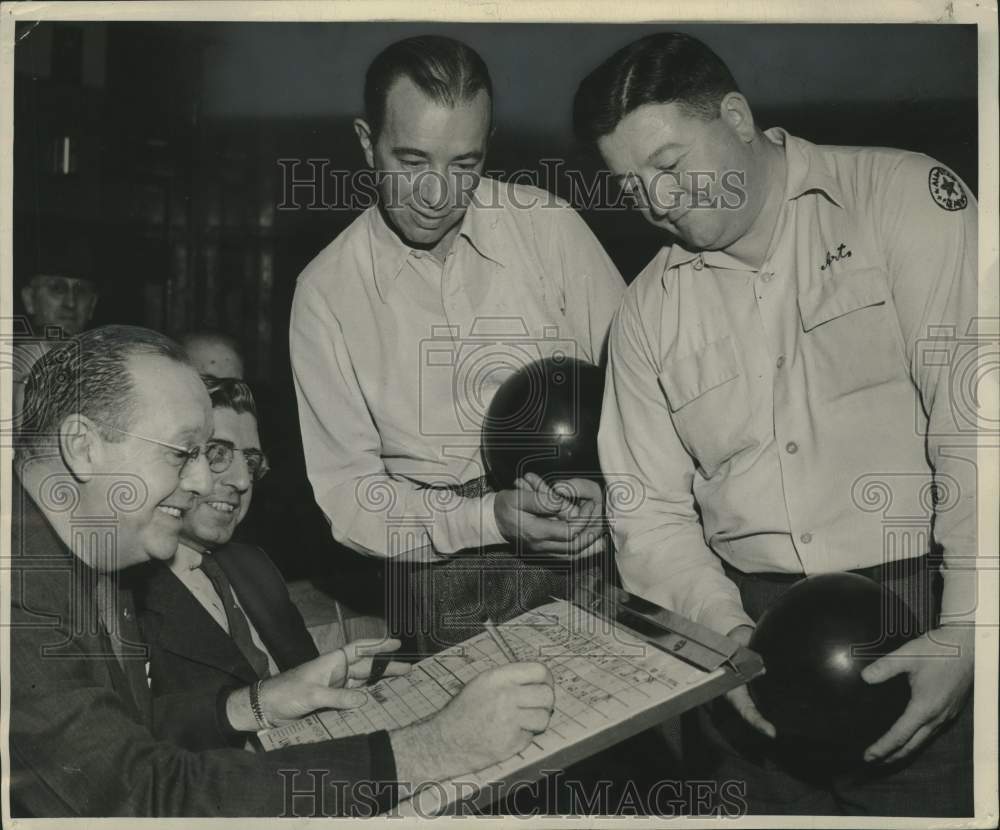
[93,419,205,466]
[201,439,270,483]
[92,421,269,482]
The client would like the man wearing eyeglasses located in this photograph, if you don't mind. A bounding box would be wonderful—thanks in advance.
[133,377,399,750]
[9,325,557,817]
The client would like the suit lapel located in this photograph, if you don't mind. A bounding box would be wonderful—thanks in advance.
[134,561,258,684]
[14,478,153,725]
[216,544,301,672]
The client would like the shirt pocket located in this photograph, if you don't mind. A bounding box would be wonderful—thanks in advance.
[658,336,757,479]
[797,267,906,399]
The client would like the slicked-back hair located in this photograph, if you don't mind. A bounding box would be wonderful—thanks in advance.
[201,375,259,421]
[364,35,493,139]
[18,325,190,458]
[573,32,740,145]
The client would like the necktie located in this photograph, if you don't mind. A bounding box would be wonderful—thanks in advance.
[199,554,271,679]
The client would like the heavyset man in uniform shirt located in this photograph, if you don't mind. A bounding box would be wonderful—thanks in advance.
[4,29,985,820]
[576,32,976,815]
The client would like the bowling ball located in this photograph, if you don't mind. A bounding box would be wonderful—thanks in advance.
[482,356,605,491]
[748,572,918,766]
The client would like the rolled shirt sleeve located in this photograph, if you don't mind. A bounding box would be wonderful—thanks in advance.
[290,280,504,561]
[290,182,623,563]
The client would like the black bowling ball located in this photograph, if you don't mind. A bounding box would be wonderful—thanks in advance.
[748,572,918,766]
[482,356,604,491]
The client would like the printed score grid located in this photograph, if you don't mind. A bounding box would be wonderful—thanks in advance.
[259,599,724,811]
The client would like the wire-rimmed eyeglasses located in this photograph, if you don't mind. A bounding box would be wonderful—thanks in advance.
[92,420,269,482]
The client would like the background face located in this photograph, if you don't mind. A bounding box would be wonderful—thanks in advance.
[368,77,490,254]
[22,275,98,335]
[95,354,213,568]
[180,406,260,549]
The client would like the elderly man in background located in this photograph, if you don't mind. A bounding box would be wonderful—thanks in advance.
[11,230,100,425]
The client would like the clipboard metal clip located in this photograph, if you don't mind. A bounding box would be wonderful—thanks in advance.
[570,581,761,679]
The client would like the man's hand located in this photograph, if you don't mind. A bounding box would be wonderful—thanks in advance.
[309,638,411,690]
[227,638,409,730]
[494,472,607,557]
[722,624,775,739]
[390,662,555,785]
[861,626,974,764]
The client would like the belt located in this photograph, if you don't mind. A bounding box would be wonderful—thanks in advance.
[723,553,932,586]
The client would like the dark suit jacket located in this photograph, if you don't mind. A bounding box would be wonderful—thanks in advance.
[8,474,396,817]
[133,543,320,751]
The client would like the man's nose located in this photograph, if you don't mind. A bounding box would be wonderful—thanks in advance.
[222,454,251,493]
[415,169,449,211]
[647,173,685,219]
[179,452,213,496]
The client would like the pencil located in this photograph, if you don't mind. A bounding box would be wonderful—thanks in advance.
[484,618,518,663]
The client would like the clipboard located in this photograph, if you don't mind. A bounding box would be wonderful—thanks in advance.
[259,585,762,816]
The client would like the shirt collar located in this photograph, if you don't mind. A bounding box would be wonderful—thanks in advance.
[767,127,844,208]
[367,176,505,303]
[664,128,844,274]
[169,541,206,575]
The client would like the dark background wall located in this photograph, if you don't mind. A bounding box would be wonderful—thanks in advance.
[12,22,979,589]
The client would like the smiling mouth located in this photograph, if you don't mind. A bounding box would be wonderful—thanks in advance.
[412,209,449,225]
[205,501,237,515]
[156,505,183,519]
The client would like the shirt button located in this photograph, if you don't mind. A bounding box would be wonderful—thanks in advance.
[776,355,786,369]
[800,532,813,544]
[786,441,798,454]
[693,257,704,271]
[761,272,775,283]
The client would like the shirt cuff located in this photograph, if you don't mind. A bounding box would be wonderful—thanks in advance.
[436,490,505,554]
[366,730,399,814]
[478,492,506,547]
[939,568,979,626]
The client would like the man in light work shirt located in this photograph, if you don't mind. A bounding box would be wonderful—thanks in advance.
[575,33,980,815]
[291,36,625,652]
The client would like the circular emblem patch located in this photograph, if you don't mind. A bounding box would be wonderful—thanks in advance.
[928,166,968,211]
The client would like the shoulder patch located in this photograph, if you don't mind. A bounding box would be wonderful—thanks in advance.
[928,166,968,211]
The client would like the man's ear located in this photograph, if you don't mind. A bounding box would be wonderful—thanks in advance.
[59,414,103,482]
[719,92,756,143]
[353,118,376,168]
[20,283,36,316]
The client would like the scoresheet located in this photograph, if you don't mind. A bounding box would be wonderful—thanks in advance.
[259,599,723,813]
